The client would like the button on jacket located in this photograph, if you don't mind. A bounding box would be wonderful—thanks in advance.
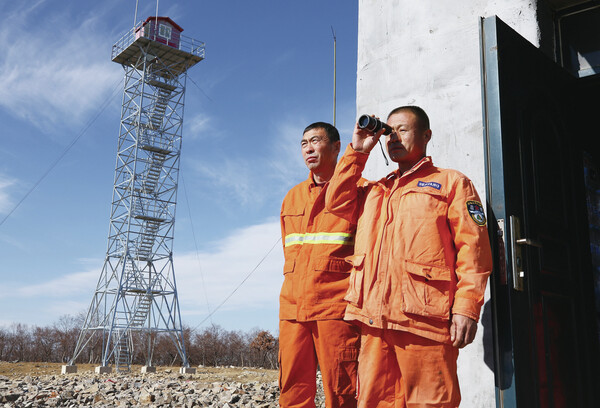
[280,173,359,321]
[326,145,493,343]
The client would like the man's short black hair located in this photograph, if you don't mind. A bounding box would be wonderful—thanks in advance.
[387,106,430,131]
[303,122,340,143]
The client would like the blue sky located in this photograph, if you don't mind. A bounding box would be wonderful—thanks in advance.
[0,0,359,335]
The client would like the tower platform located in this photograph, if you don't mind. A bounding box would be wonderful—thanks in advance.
[112,25,205,76]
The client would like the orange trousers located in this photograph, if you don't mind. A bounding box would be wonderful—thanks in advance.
[358,325,460,408]
[279,319,360,408]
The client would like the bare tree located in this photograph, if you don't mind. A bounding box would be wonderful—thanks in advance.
[0,327,8,360]
[31,326,55,362]
[53,314,80,363]
[0,315,279,369]
[193,324,228,367]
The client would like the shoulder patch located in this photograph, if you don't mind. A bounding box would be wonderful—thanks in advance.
[466,200,486,226]
[417,181,442,190]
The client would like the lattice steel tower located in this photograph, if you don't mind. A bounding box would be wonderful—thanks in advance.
[68,17,204,373]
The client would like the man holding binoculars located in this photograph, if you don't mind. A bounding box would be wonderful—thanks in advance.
[326,106,492,407]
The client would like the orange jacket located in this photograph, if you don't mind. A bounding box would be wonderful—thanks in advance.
[326,145,492,343]
[279,174,358,321]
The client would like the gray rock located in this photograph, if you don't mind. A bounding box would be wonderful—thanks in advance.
[0,369,328,408]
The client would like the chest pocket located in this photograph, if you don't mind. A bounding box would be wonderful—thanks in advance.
[282,206,304,224]
[398,186,447,218]
[282,207,305,250]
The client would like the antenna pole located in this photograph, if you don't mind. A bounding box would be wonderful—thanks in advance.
[331,26,337,127]
[155,0,159,29]
[134,0,139,26]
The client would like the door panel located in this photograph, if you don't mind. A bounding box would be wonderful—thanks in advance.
[481,16,599,408]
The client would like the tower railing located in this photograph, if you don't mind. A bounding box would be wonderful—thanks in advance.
[111,21,206,61]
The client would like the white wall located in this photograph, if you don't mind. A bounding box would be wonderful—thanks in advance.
[356,1,541,406]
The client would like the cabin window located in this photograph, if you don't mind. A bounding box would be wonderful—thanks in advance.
[158,24,172,40]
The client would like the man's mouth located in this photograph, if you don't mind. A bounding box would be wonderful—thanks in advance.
[388,143,404,152]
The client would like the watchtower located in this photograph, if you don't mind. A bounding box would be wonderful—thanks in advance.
[64,16,204,374]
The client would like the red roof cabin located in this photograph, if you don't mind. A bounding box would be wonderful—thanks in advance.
[135,17,183,49]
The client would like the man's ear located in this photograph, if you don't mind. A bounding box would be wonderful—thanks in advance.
[334,140,341,155]
[424,129,432,143]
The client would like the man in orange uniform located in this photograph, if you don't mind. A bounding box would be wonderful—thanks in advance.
[326,106,492,407]
[279,122,360,408]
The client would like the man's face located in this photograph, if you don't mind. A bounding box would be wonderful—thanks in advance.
[301,128,340,173]
[386,111,431,166]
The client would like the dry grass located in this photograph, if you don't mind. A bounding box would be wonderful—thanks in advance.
[0,361,278,383]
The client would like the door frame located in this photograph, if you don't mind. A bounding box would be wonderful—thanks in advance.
[480,15,600,408]
[479,16,518,408]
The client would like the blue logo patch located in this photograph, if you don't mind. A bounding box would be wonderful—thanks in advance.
[466,200,487,226]
[417,181,441,190]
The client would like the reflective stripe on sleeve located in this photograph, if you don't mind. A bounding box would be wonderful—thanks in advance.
[284,232,354,247]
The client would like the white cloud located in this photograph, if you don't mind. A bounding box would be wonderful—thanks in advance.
[191,158,275,207]
[0,3,119,132]
[185,114,212,139]
[0,219,284,330]
[0,174,16,214]
[176,219,283,318]
[15,269,99,298]
[185,116,308,209]
[269,117,310,184]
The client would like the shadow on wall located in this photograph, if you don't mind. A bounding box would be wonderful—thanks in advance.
[481,299,494,373]
[482,297,513,390]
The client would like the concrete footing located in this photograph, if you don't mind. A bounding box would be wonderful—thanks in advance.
[95,366,112,374]
[141,366,156,373]
[61,365,77,374]
[179,367,196,374]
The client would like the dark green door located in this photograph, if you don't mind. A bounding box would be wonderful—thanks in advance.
[480,16,600,408]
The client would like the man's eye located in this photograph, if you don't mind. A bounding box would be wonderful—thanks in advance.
[311,137,320,144]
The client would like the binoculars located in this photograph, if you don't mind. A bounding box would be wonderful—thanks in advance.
[358,114,392,135]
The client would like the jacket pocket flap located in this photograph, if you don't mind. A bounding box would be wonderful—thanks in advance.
[315,257,352,273]
[345,254,365,268]
[281,207,305,216]
[401,186,446,199]
[283,258,295,274]
[404,260,451,281]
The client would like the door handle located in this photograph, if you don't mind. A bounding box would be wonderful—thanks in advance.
[509,216,541,291]
[516,238,543,248]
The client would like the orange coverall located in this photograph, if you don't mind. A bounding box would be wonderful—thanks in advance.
[326,145,493,407]
[279,173,360,408]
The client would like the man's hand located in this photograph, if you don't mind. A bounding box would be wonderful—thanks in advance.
[352,117,387,154]
[450,314,477,348]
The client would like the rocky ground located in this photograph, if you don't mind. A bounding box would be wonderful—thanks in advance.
[0,362,325,407]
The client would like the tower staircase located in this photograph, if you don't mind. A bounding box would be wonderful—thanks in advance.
[113,328,131,372]
[140,150,168,194]
[149,88,171,130]
[147,78,176,131]
[137,219,162,261]
[131,295,153,327]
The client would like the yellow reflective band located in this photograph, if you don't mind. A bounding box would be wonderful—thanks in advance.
[284,232,354,247]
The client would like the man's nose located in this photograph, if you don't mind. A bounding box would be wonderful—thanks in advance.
[388,131,399,142]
